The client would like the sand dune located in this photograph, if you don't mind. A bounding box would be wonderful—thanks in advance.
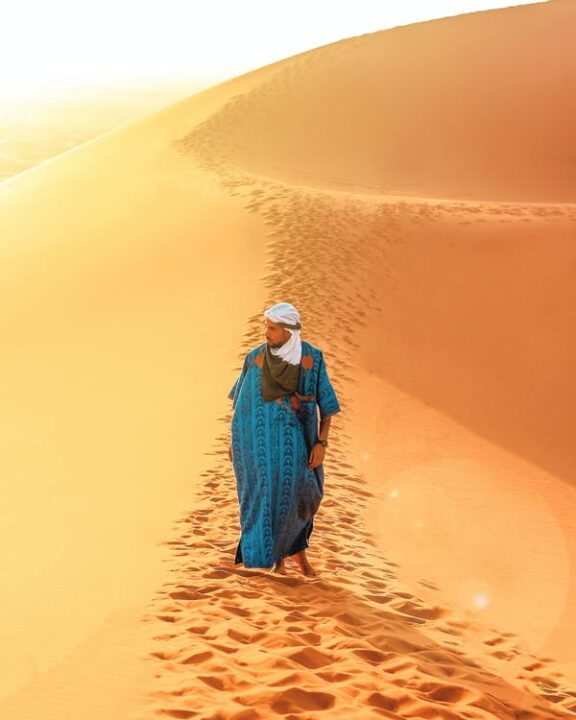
[136,414,576,719]
[178,0,576,203]
[1,0,576,718]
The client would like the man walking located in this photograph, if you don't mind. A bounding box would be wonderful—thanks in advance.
[227,302,341,576]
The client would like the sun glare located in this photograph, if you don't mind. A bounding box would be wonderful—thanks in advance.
[1,0,547,102]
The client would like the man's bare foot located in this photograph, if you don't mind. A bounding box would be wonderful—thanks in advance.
[270,559,287,574]
[293,549,317,577]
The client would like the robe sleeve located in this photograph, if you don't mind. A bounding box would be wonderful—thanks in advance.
[316,351,341,420]
[227,353,249,409]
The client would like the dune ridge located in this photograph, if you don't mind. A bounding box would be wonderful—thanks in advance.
[174,7,576,486]
[173,0,576,204]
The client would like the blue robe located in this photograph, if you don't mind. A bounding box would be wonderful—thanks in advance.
[227,340,341,568]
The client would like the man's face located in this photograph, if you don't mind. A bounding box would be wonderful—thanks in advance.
[265,319,290,347]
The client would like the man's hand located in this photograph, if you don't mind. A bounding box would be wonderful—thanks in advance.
[308,443,326,469]
[228,442,232,462]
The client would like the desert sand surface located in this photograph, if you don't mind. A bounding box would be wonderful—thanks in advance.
[1,0,576,718]
[0,82,209,182]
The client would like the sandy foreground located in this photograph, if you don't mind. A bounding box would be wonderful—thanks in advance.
[1,1,576,718]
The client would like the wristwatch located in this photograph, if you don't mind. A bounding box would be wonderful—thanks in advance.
[317,439,328,447]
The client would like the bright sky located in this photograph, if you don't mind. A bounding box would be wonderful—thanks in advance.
[1,0,546,100]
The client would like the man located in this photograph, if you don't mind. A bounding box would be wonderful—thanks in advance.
[227,301,341,576]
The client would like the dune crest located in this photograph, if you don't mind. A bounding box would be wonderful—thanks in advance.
[176,0,576,204]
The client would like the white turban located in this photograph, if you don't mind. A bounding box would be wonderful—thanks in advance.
[264,302,302,365]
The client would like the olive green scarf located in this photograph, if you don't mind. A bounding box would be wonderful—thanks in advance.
[261,342,301,401]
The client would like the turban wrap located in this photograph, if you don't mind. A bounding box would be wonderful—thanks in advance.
[262,302,302,401]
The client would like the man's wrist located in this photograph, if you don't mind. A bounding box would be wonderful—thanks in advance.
[316,439,328,447]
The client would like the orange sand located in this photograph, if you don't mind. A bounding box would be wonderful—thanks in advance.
[1,1,575,718]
